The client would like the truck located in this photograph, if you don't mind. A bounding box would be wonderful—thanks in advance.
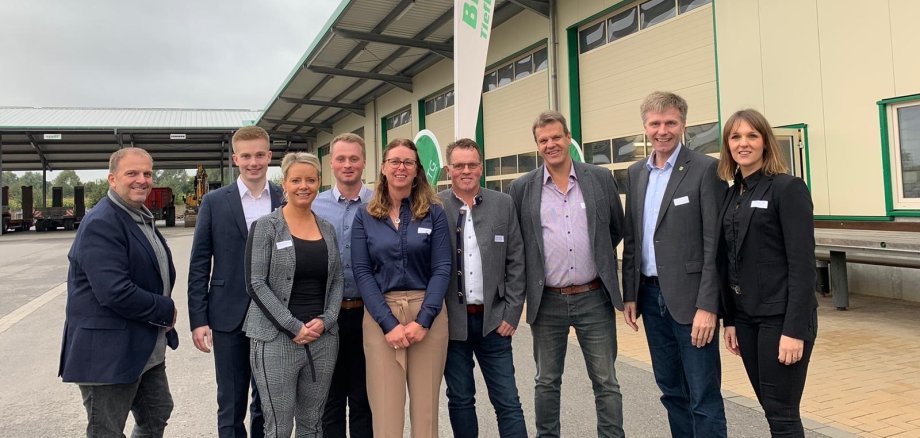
[2,185,36,232]
[145,187,176,227]
[34,186,85,231]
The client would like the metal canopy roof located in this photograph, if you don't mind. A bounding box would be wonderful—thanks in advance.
[257,0,549,141]
[0,107,304,171]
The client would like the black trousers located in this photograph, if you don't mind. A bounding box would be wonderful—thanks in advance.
[322,306,373,437]
[735,312,816,438]
[213,327,264,438]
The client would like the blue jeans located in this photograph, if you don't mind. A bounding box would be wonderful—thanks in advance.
[638,282,726,437]
[444,312,527,438]
[531,288,624,438]
[79,361,173,438]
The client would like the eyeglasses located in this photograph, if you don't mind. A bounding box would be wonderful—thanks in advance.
[385,158,417,169]
[449,162,481,171]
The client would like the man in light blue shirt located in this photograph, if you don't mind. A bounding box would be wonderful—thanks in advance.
[313,133,374,437]
[621,92,727,437]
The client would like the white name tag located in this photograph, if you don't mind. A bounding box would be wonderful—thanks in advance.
[673,196,690,206]
[418,227,432,235]
[276,240,293,249]
[494,235,505,243]
[580,202,586,209]
[751,200,769,209]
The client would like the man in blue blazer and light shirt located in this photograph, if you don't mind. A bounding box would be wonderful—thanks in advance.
[188,126,282,437]
[59,148,178,437]
[621,92,728,437]
[509,110,626,437]
[438,138,528,438]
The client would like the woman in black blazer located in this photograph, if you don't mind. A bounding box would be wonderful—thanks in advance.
[717,109,818,437]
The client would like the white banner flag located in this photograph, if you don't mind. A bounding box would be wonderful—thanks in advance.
[454,0,495,141]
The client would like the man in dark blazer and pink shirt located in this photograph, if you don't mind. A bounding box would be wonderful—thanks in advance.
[509,110,626,438]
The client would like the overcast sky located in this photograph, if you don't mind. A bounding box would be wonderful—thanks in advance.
[1,0,340,181]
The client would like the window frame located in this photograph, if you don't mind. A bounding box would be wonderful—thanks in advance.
[882,96,920,213]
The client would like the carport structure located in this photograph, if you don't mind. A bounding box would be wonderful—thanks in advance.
[0,106,312,204]
[256,0,549,142]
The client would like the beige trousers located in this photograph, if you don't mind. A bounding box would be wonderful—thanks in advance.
[363,290,449,438]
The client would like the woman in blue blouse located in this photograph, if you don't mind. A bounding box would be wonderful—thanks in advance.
[351,138,452,437]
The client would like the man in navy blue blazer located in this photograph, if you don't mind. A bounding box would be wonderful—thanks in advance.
[188,126,282,438]
[60,147,178,437]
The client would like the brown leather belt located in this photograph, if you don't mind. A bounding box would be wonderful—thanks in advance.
[341,298,364,310]
[545,278,603,295]
[466,304,485,314]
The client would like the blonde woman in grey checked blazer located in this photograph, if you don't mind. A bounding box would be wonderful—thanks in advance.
[244,152,344,437]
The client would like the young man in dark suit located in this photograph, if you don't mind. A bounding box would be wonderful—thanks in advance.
[187,126,282,438]
[60,148,178,437]
[621,92,728,437]
[508,111,626,438]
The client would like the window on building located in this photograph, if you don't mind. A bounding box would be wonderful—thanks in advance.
[500,155,518,175]
[533,47,548,72]
[584,140,612,164]
[518,151,540,172]
[889,100,920,209]
[640,0,677,28]
[679,0,710,13]
[579,0,711,54]
[497,64,514,87]
[613,135,646,162]
[515,54,533,81]
[684,122,720,154]
[580,21,606,54]
[607,7,639,43]
[387,108,411,129]
[425,89,455,115]
[483,71,498,93]
[485,157,500,176]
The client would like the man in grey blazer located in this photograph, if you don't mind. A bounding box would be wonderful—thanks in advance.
[621,92,727,437]
[439,138,527,438]
[508,111,626,438]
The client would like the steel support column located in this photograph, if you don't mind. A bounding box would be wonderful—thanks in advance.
[830,250,849,310]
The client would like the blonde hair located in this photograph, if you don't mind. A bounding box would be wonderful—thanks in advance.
[232,126,270,152]
[330,133,366,158]
[281,152,321,180]
[367,138,439,220]
[640,91,688,123]
[718,109,789,181]
[109,148,152,173]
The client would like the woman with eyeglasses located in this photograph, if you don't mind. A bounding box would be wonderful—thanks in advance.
[351,138,452,437]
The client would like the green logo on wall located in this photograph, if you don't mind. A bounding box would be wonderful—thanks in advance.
[414,129,444,186]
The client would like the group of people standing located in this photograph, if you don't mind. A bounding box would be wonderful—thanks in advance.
[58,90,817,438]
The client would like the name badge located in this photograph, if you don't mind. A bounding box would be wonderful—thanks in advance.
[673,196,690,206]
[418,227,432,235]
[751,200,769,209]
[580,202,586,209]
[494,235,505,243]
[276,240,293,249]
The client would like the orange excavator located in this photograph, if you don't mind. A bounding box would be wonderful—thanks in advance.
[184,165,208,228]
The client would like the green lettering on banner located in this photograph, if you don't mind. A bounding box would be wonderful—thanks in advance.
[480,0,492,38]
[462,2,478,29]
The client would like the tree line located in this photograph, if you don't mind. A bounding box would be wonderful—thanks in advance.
[1,169,220,211]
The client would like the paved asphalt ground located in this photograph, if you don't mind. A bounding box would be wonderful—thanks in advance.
[0,224,835,437]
